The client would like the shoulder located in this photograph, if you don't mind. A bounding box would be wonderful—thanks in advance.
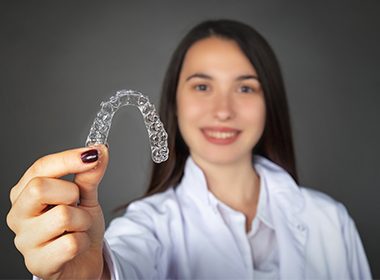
[299,186,351,226]
[297,188,371,278]
[300,186,340,207]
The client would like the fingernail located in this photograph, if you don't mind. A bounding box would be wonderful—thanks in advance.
[81,149,99,163]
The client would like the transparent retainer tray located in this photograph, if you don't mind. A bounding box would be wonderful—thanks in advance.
[85,89,169,163]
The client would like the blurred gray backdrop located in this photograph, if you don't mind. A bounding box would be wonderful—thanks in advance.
[1,1,379,278]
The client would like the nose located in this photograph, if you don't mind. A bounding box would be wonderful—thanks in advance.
[212,93,235,121]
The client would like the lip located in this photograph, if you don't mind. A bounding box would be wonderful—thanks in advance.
[201,127,241,145]
[202,127,241,132]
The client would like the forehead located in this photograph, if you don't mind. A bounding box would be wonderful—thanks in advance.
[181,37,257,76]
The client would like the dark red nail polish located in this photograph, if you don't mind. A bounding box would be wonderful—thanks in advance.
[81,149,98,163]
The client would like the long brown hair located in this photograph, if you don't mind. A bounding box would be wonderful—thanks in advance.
[118,19,298,210]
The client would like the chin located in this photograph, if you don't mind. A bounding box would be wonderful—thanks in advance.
[193,149,251,166]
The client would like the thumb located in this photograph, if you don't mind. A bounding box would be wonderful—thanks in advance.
[74,144,109,207]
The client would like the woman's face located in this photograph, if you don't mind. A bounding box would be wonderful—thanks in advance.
[176,36,266,166]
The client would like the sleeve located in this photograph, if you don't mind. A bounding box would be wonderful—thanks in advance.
[103,201,164,280]
[338,203,372,279]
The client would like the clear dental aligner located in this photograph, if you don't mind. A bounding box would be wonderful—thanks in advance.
[85,89,169,163]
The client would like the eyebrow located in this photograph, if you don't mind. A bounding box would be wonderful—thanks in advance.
[185,73,259,82]
[186,73,212,81]
[236,74,259,81]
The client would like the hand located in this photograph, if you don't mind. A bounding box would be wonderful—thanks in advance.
[6,145,110,279]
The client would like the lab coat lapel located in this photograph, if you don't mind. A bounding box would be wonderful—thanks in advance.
[271,193,307,279]
[254,156,307,279]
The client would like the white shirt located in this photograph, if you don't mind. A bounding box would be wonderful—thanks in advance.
[208,173,279,279]
[102,155,372,279]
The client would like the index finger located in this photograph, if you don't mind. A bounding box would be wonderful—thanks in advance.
[11,146,102,204]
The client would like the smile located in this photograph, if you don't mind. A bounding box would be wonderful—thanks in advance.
[204,130,238,139]
[201,128,241,145]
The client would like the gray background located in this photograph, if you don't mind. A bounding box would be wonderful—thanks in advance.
[1,1,379,278]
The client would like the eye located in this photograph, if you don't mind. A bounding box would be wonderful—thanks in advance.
[194,84,209,91]
[238,85,256,93]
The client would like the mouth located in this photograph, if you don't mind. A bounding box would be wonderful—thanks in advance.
[201,127,241,144]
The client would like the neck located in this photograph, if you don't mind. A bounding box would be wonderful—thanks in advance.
[191,154,260,210]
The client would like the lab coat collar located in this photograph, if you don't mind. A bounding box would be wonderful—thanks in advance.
[181,155,308,279]
[253,155,308,279]
[181,156,210,207]
[206,165,274,229]
[181,154,304,214]
[253,155,305,214]
[182,155,275,230]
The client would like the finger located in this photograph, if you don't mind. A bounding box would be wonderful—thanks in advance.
[29,232,91,277]
[74,144,109,207]
[17,205,92,250]
[11,146,103,205]
[12,177,80,218]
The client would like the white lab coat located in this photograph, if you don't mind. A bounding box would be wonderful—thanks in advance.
[102,155,372,279]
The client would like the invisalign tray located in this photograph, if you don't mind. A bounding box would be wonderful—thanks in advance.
[85,89,169,163]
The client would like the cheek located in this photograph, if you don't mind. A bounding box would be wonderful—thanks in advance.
[255,101,266,126]
[240,98,266,129]
[177,95,207,127]
[176,95,207,149]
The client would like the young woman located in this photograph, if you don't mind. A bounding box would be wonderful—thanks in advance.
[7,20,371,279]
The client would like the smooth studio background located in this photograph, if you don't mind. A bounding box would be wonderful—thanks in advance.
[1,1,379,278]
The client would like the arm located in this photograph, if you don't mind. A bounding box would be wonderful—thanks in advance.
[102,201,164,280]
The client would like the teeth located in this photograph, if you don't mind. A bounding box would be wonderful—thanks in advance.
[204,131,238,139]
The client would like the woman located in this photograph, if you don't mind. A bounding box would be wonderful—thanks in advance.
[7,20,371,279]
